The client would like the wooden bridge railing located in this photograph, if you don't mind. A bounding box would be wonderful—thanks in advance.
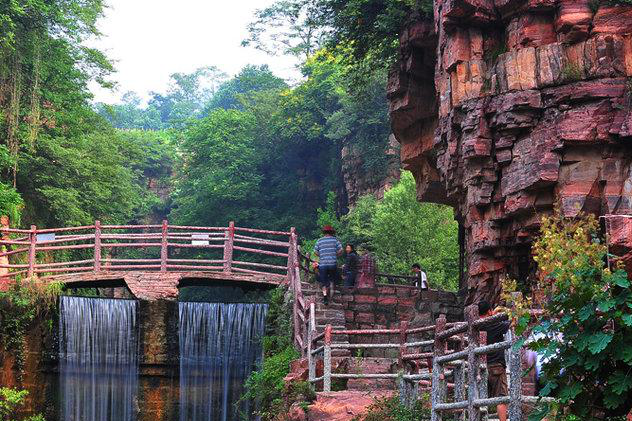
[0,220,295,282]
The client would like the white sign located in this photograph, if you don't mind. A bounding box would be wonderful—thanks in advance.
[36,233,56,243]
[191,233,210,246]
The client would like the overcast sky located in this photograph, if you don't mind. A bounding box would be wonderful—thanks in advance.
[89,0,300,104]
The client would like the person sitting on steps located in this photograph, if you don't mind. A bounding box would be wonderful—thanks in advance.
[313,225,342,305]
[478,299,510,421]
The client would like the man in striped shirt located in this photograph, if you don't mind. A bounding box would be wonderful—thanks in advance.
[314,225,342,304]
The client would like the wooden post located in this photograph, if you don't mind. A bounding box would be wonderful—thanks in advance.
[27,225,37,279]
[466,305,482,421]
[287,227,297,287]
[399,320,412,408]
[307,323,315,382]
[223,221,235,273]
[478,331,489,420]
[160,220,168,272]
[508,337,523,421]
[399,320,409,367]
[323,324,332,392]
[454,362,466,421]
[94,220,102,272]
[431,315,447,421]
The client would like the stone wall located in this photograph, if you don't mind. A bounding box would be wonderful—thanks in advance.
[0,300,181,421]
[340,285,462,357]
[388,0,632,303]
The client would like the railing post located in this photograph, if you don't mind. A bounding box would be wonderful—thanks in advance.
[399,320,409,368]
[431,314,447,421]
[307,323,315,383]
[308,302,316,382]
[478,331,488,421]
[223,221,234,273]
[160,219,168,272]
[94,220,101,272]
[27,225,37,279]
[466,305,482,421]
[323,324,332,392]
[287,227,297,287]
[508,335,523,421]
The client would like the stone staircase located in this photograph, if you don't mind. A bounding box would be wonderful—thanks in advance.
[300,281,351,357]
[300,280,402,391]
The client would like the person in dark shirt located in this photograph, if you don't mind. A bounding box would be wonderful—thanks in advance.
[478,300,510,421]
[342,244,359,288]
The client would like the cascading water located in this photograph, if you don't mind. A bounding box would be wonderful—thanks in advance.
[59,296,139,421]
[179,302,267,421]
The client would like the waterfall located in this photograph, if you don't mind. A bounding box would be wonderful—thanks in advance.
[179,302,268,421]
[59,296,139,421]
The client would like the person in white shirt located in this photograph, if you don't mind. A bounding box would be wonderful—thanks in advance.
[411,263,428,290]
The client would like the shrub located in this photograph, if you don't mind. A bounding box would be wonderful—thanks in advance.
[0,388,44,421]
[241,286,312,420]
[525,212,632,420]
[351,394,431,421]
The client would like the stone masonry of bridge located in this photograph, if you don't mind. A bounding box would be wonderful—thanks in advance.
[388,0,632,304]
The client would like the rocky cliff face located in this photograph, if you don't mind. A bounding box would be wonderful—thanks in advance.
[388,0,632,303]
[341,135,401,206]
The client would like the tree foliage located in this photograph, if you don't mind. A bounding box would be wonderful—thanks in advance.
[170,109,261,227]
[242,0,328,60]
[0,388,44,421]
[314,172,460,290]
[525,213,632,420]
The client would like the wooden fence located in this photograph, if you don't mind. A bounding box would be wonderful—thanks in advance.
[301,304,550,419]
[0,220,295,282]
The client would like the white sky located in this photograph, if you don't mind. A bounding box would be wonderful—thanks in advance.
[89,0,301,104]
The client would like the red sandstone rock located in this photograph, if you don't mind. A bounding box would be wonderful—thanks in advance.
[287,403,307,421]
[592,5,632,34]
[308,391,393,421]
[388,0,632,302]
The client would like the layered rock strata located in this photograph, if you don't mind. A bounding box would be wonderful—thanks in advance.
[388,0,632,302]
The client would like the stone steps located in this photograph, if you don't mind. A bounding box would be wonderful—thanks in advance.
[344,357,399,391]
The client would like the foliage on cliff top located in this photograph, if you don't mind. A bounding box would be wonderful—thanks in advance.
[244,0,433,84]
[522,212,632,420]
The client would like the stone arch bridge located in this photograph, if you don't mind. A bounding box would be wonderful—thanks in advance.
[0,221,298,301]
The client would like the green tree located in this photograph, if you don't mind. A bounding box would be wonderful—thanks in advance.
[242,0,327,60]
[170,109,261,226]
[205,65,287,112]
[338,172,459,290]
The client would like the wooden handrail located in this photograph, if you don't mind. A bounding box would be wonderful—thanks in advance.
[0,220,296,281]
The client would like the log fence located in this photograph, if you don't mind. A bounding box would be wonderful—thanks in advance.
[0,220,294,282]
[301,304,551,419]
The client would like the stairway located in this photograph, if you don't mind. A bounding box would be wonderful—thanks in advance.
[300,280,404,390]
[301,281,351,357]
